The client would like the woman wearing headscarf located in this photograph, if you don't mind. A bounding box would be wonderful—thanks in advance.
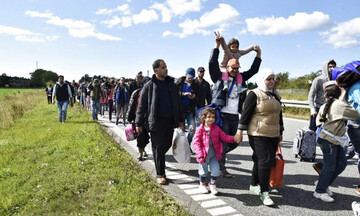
[237,68,284,206]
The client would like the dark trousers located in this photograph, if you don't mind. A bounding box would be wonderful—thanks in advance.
[47,96,52,104]
[108,100,114,121]
[249,135,279,192]
[309,107,320,131]
[219,112,239,172]
[150,118,174,178]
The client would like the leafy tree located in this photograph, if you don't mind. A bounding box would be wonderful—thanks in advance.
[0,73,10,87]
[29,69,58,87]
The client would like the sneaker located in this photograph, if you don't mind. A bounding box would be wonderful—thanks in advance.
[249,185,261,195]
[260,192,274,206]
[143,151,148,158]
[352,201,360,216]
[313,163,322,175]
[209,183,218,195]
[156,177,166,185]
[314,180,333,196]
[199,182,209,194]
[313,191,334,202]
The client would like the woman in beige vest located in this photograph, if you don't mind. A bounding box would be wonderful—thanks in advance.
[238,68,284,206]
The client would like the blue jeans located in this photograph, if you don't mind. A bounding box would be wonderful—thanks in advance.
[316,138,347,193]
[183,112,196,144]
[92,99,100,120]
[57,99,69,122]
[100,103,106,116]
[219,112,239,171]
[199,146,221,177]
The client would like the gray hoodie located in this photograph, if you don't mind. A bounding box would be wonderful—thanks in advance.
[308,61,331,114]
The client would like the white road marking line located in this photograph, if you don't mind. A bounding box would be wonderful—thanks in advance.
[207,206,237,216]
[177,184,198,190]
[184,188,208,195]
[191,194,217,201]
[167,174,190,180]
[200,199,227,208]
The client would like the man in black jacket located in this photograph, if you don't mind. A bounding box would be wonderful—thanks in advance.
[194,66,212,109]
[135,59,183,185]
[210,33,262,178]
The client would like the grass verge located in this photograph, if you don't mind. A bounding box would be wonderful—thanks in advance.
[0,89,43,131]
[0,88,40,98]
[0,100,188,215]
[282,106,310,120]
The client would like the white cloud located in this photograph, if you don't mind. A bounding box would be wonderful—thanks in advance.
[163,3,239,38]
[95,4,131,15]
[322,17,360,48]
[25,10,122,41]
[103,16,122,28]
[132,9,158,24]
[0,24,57,43]
[245,11,330,35]
[25,10,53,18]
[102,9,158,28]
[151,0,205,23]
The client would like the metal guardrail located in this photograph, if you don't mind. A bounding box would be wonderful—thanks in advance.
[281,99,309,109]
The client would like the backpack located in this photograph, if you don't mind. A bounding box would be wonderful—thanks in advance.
[195,103,222,127]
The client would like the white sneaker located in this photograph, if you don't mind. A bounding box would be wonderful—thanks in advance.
[199,183,209,194]
[313,192,334,202]
[260,192,274,206]
[209,183,218,195]
[249,185,261,195]
[314,180,333,196]
[352,201,360,216]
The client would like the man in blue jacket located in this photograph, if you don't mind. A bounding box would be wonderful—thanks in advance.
[210,34,262,178]
[135,59,183,185]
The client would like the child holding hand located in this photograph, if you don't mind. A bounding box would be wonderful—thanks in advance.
[192,108,241,195]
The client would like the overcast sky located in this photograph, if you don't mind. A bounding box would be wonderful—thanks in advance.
[1,0,359,83]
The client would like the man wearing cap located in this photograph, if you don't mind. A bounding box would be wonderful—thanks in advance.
[52,75,73,123]
[195,67,212,109]
[210,33,262,178]
[88,78,104,120]
[177,68,200,146]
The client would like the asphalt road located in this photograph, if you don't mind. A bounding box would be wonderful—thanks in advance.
[98,110,360,216]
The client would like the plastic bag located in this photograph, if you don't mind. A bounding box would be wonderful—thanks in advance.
[172,128,191,164]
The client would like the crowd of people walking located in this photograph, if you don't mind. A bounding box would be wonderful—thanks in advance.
[47,32,360,208]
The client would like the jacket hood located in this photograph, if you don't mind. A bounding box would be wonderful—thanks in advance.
[321,60,333,80]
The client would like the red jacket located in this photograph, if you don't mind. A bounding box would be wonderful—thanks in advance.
[192,123,234,163]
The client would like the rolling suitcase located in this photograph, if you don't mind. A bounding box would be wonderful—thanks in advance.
[293,128,316,162]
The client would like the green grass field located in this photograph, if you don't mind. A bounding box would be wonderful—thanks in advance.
[0,96,188,215]
[0,88,40,98]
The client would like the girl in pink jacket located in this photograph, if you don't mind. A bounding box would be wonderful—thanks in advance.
[192,108,240,195]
